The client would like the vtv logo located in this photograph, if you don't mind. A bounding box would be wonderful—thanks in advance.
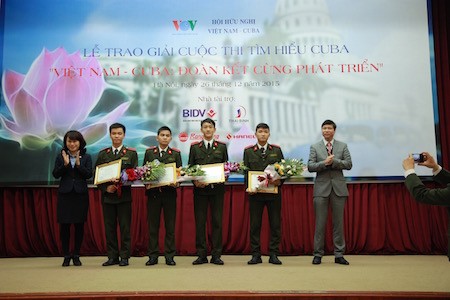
[173,20,198,31]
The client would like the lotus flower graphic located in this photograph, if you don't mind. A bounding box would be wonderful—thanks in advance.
[1,47,130,149]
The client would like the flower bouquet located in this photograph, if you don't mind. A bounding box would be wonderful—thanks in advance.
[121,159,166,185]
[273,158,305,178]
[256,158,304,189]
[224,161,248,176]
[177,164,206,182]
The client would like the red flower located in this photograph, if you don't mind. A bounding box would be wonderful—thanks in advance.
[125,168,138,181]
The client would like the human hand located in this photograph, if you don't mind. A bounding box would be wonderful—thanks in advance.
[62,150,70,166]
[402,154,415,171]
[106,184,118,193]
[324,154,334,166]
[75,150,80,166]
[247,189,257,195]
[418,152,440,172]
[272,179,281,186]
[193,180,206,188]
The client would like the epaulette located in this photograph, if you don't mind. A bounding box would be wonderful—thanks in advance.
[215,140,226,144]
[191,141,202,146]
[269,144,281,149]
[170,147,181,152]
[100,147,111,153]
[146,146,158,154]
[125,146,137,152]
[244,144,255,150]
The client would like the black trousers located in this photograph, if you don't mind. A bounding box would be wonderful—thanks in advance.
[102,201,132,260]
[193,190,224,258]
[249,196,281,256]
[147,188,177,259]
[60,223,84,256]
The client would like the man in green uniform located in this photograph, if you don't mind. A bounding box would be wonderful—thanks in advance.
[143,126,182,266]
[188,118,228,265]
[403,152,450,261]
[244,123,284,265]
[95,123,138,267]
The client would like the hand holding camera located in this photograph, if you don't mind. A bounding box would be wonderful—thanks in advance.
[403,152,440,173]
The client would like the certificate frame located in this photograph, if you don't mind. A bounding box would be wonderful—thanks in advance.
[198,163,225,184]
[94,159,122,185]
[246,171,279,194]
[146,163,177,188]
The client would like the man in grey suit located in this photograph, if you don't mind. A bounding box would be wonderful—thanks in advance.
[308,120,352,265]
[402,152,450,261]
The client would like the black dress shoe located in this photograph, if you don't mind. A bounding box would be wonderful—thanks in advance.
[210,256,224,265]
[268,255,282,265]
[192,256,208,265]
[72,255,82,266]
[145,257,158,266]
[335,257,350,265]
[62,256,71,267]
[119,258,129,266]
[312,256,322,265]
[102,258,120,266]
[248,255,262,265]
[165,257,176,266]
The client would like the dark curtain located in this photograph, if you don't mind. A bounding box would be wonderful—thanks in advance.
[0,0,449,258]
[0,184,447,257]
[433,0,450,168]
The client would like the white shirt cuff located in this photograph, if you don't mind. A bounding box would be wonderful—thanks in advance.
[404,169,416,178]
[433,165,443,176]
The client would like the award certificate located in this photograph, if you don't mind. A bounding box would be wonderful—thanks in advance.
[94,159,122,185]
[146,163,177,188]
[246,171,278,194]
[198,163,225,184]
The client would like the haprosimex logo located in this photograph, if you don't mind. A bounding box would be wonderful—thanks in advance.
[227,133,256,140]
[173,20,198,32]
[179,132,188,142]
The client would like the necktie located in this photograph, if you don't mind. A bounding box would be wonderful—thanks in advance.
[207,143,211,150]
[261,147,266,156]
[326,142,332,155]
[160,150,166,157]
[114,149,119,156]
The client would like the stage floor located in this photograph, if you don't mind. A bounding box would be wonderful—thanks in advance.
[1,255,449,297]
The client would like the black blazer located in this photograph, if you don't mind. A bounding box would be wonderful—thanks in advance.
[52,151,93,193]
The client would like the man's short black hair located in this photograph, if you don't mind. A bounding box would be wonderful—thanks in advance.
[158,126,172,135]
[321,119,336,130]
[256,123,270,131]
[109,122,126,134]
[201,118,216,128]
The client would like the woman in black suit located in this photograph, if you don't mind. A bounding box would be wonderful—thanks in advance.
[52,131,92,266]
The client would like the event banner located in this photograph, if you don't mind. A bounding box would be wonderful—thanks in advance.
[0,0,437,184]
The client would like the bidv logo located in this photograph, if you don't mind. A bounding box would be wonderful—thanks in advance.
[173,20,198,32]
[182,108,217,120]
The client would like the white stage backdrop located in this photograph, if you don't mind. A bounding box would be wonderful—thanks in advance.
[0,0,438,183]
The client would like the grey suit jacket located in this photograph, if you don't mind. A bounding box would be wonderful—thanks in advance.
[405,169,450,206]
[307,140,352,197]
